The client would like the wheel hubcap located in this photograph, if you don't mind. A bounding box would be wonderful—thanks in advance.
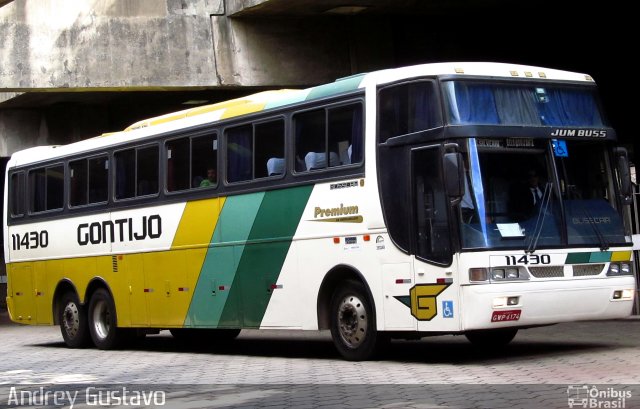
[62,302,80,339]
[92,299,110,340]
[337,295,368,348]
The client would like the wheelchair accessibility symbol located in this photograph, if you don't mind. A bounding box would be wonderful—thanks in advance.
[552,139,568,157]
[442,301,454,318]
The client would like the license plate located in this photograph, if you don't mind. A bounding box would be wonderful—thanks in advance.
[491,309,521,322]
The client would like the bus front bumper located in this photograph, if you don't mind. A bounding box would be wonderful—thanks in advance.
[460,276,636,331]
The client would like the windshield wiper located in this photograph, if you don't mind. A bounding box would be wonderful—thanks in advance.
[526,182,552,253]
[581,206,609,251]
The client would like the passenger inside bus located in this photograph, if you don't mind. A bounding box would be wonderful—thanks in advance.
[199,167,216,187]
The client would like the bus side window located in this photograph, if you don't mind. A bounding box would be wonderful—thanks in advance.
[294,102,362,172]
[328,104,363,166]
[227,125,253,183]
[9,172,25,217]
[378,81,440,144]
[88,156,109,203]
[166,137,190,192]
[115,146,158,199]
[255,119,284,178]
[191,133,217,188]
[29,165,64,213]
[69,159,89,206]
[294,109,325,172]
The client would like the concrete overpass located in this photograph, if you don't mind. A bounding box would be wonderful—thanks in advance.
[1,0,636,156]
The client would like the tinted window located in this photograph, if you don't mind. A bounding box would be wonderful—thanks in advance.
[294,103,363,172]
[115,145,158,200]
[70,156,108,206]
[167,133,218,191]
[10,172,25,217]
[378,81,440,143]
[226,119,284,183]
[29,165,64,212]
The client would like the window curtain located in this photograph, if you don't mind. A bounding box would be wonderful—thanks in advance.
[452,82,499,124]
[494,87,542,125]
[538,89,604,126]
[227,127,253,182]
[350,106,363,163]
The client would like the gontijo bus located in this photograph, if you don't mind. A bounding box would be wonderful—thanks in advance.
[4,62,637,360]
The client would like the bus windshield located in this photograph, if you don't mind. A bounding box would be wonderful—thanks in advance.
[460,138,628,250]
[443,80,608,127]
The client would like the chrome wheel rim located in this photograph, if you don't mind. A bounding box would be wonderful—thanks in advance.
[337,294,368,348]
[62,301,80,339]
[92,299,110,340]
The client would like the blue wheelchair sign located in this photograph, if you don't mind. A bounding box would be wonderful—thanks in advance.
[552,139,568,157]
[442,301,454,318]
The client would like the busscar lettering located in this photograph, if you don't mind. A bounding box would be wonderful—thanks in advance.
[77,215,162,246]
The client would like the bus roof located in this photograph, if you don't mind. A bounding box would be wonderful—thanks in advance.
[8,62,593,167]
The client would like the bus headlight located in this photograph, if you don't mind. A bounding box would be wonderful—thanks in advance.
[608,262,633,276]
[490,267,528,281]
[506,268,520,279]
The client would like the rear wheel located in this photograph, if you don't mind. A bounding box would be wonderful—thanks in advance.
[330,281,383,361]
[58,291,90,348]
[88,288,128,349]
[465,328,518,347]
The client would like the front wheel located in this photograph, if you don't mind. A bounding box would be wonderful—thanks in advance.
[58,291,91,348]
[330,281,384,361]
[88,288,128,349]
[465,328,518,348]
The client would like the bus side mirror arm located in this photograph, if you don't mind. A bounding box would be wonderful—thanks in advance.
[614,147,633,205]
[443,151,465,206]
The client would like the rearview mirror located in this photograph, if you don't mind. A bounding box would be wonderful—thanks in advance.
[614,147,633,205]
[443,152,465,201]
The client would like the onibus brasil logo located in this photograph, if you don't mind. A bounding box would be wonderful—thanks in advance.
[567,385,632,408]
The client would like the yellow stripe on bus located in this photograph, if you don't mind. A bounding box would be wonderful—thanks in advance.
[172,197,224,249]
[611,251,632,262]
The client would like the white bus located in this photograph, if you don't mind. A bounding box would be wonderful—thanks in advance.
[4,62,637,360]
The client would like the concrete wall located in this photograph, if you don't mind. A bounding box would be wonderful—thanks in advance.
[0,0,388,92]
[0,0,221,91]
[0,0,394,157]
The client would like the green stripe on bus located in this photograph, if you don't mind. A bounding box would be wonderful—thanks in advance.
[219,185,313,328]
[565,252,591,264]
[305,74,365,101]
[589,251,611,263]
[185,193,264,327]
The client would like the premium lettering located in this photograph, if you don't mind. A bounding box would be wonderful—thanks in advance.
[314,204,359,218]
[77,215,162,246]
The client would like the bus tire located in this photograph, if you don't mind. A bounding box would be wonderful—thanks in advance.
[88,288,126,350]
[330,281,381,361]
[465,328,518,347]
[58,291,91,348]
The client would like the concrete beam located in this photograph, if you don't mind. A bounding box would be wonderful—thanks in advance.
[211,16,393,86]
[0,0,219,91]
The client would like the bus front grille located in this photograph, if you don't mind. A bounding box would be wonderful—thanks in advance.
[572,264,605,276]
[528,266,564,278]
